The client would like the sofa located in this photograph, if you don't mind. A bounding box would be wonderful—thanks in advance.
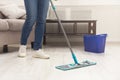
[0,4,35,53]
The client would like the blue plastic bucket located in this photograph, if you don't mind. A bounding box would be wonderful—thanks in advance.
[84,34,107,53]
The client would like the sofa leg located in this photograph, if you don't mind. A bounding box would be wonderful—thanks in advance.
[3,45,8,53]
[31,42,34,49]
[43,35,46,45]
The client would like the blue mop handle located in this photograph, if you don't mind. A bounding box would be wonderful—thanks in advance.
[52,5,56,10]
[50,0,79,65]
[72,52,79,64]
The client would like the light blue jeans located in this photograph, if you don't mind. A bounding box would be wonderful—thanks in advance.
[20,0,49,50]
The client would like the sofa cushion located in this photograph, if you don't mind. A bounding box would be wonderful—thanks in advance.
[19,14,26,20]
[6,19,25,31]
[0,19,9,31]
[0,12,3,18]
[0,12,6,19]
[0,4,26,19]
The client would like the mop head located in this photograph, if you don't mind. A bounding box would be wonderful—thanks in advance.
[55,60,96,71]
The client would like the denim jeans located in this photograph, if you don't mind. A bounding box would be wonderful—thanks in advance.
[20,0,49,50]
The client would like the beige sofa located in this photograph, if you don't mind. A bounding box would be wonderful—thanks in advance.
[0,5,35,53]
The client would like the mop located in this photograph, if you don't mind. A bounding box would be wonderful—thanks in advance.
[50,0,96,71]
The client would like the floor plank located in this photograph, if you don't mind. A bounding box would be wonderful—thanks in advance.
[0,43,120,80]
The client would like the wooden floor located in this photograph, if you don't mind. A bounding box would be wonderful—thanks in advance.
[0,43,120,80]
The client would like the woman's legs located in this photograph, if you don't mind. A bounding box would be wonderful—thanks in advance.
[21,0,38,45]
[19,0,38,57]
[33,0,49,50]
[32,0,50,59]
[19,0,50,59]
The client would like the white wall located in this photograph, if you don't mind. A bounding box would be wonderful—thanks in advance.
[53,0,120,5]
[0,0,120,5]
[0,0,120,42]
[48,5,120,42]
[91,5,120,42]
[0,0,24,5]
